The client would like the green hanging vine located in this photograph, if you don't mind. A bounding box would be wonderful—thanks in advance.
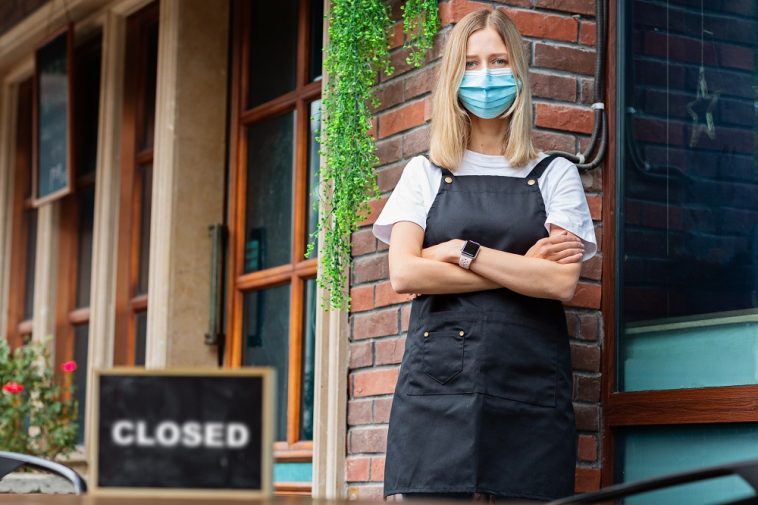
[308,0,440,311]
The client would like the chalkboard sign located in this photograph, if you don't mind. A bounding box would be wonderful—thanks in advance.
[33,24,74,206]
[91,368,275,498]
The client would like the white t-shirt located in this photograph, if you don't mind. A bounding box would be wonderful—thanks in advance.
[372,149,597,261]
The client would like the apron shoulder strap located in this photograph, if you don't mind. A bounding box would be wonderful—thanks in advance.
[525,154,562,180]
[423,155,454,177]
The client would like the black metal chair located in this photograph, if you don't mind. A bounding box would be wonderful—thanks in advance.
[548,459,758,505]
[0,451,87,495]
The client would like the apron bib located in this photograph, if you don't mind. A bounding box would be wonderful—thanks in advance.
[383,155,576,502]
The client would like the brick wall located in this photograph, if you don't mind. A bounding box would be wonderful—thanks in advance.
[0,0,48,38]
[347,0,604,499]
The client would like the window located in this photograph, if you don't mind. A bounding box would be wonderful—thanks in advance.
[5,78,37,348]
[114,2,158,366]
[227,0,323,493]
[610,0,758,500]
[55,33,101,444]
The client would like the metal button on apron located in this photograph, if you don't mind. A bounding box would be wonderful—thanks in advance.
[444,176,453,184]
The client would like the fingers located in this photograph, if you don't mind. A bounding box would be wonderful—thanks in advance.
[557,252,583,264]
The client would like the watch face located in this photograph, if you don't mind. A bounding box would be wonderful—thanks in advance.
[462,241,480,257]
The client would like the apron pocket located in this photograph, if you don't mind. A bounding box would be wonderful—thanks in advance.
[480,320,559,407]
[422,330,464,384]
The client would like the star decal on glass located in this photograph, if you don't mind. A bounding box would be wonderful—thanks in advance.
[686,67,719,147]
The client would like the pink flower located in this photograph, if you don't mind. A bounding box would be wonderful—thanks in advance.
[60,361,77,373]
[2,382,24,394]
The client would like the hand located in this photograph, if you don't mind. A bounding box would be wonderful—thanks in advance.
[421,239,466,264]
[525,231,584,264]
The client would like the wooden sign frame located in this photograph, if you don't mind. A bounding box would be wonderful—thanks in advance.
[90,368,275,498]
[32,23,75,207]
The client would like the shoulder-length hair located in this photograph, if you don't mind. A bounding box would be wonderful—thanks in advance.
[429,9,538,170]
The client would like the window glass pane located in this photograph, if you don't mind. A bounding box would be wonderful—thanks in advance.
[248,0,298,108]
[300,278,316,440]
[73,324,89,444]
[305,100,321,258]
[23,210,37,321]
[245,113,294,272]
[618,425,758,505]
[309,0,324,82]
[75,186,95,308]
[618,1,758,392]
[74,35,101,175]
[140,17,158,151]
[137,164,152,295]
[242,285,291,441]
[135,310,147,366]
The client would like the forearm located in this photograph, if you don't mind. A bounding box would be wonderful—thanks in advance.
[469,246,580,302]
[390,255,500,295]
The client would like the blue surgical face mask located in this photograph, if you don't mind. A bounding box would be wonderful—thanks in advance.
[457,68,522,119]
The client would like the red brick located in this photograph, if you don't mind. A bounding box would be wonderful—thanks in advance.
[389,21,404,50]
[358,195,388,227]
[574,374,600,402]
[535,103,594,135]
[349,426,388,453]
[532,129,576,153]
[535,0,596,17]
[346,456,371,481]
[439,0,492,26]
[586,194,601,220]
[350,341,374,369]
[370,457,386,481]
[498,7,577,42]
[565,311,579,339]
[347,485,384,500]
[580,78,595,105]
[577,434,598,462]
[376,137,402,166]
[579,20,596,46]
[353,307,398,340]
[352,253,389,285]
[375,337,406,365]
[405,63,439,99]
[575,467,601,492]
[348,399,374,426]
[403,124,431,157]
[578,313,599,342]
[534,42,596,75]
[377,161,405,193]
[567,282,601,309]
[580,253,602,281]
[492,0,531,7]
[350,285,374,312]
[372,79,405,114]
[379,100,426,139]
[374,397,393,423]
[352,228,377,257]
[530,71,577,102]
[375,281,413,307]
[382,46,415,82]
[401,303,412,331]
[571,343,600,372]
[353,368,400,397]
[574,403,599,431]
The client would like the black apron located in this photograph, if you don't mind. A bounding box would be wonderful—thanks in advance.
[383,155,576,502]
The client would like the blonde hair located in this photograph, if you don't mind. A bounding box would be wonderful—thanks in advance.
[429,9,538,170]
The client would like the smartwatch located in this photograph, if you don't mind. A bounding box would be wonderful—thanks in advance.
[459,240,481,269]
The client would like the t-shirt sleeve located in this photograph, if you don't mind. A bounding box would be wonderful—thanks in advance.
[372,157,431,245]
[543,159,598,261]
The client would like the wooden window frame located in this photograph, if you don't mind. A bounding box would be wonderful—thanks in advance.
[226,0,322,466]
[601,0,758,486]
[114,1,158,366]
[6,78,36,348]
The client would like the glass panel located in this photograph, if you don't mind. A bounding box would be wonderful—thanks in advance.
[137,164,152,295]
[135,310,147,366]
[300,278,316,440]
[74,35,101,175]
[309,0,324,82]
[242,285,291,441]
[274,462,313,483]
[140,18,158,151]
[73,324,89,444]
[247,0,299,108]
[23,210,37,321]
[245,113,294,272]
[75,186,95,308]
[618,1,758,391]
[618,425,758,505]
[305,100,321,259]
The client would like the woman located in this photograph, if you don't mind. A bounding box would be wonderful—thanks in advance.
[371,8,597,503]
